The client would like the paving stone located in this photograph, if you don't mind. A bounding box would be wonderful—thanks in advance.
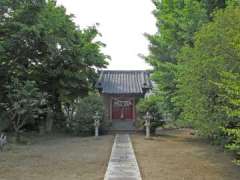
[104,134,142,180]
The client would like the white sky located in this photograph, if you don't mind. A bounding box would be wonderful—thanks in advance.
[57,0,157,70]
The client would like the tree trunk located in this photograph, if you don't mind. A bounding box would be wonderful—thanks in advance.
[16,131,21,143]
[39,124,46,135]
[53,90,65,128]
[45,110,54,133]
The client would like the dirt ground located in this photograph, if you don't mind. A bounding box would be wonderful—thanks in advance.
[132,129,240,180]
[0,134,114,180]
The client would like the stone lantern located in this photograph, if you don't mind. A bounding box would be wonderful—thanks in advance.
[93,112,101,137]
[144,112,152,138]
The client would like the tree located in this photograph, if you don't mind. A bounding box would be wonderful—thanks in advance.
[146,0,208,120]
[145,0,240,163]
[176,6,240,140]
[0,0,109,132]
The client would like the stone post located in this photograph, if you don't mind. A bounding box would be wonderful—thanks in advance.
[144,112,151,138]
[93,112,100,137]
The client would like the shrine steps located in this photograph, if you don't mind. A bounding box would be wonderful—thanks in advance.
[111,120,135,130]
[107,120,144,134]
[108,130,142,134]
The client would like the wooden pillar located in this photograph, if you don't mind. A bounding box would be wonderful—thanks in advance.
[132,97,136,121]
[109,96,113,121]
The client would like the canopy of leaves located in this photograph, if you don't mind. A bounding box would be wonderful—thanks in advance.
[177,6,240,135]
[176,5,240,162]
[147,0,240,163]
[0,0,109,132]
[146,0,208,120]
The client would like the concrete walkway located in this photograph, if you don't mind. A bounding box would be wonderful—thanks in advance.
[104,134,142,180]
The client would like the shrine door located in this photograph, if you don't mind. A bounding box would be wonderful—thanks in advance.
[112,98,134,120]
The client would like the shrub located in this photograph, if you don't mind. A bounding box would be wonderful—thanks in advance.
[224,127,240,165]
[65,95,107,136]
[137,95,165,132]
[0,108,9,132]
[5,79,47,141]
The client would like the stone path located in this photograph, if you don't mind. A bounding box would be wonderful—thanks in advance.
[104,134,142,180]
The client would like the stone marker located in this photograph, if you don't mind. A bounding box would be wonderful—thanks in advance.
[0,133,7,152]
[144,112,151,138]
[93,112,100,137]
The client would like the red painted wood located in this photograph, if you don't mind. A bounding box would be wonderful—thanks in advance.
[112,98,134,120]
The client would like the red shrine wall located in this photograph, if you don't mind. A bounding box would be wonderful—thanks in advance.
[102,94,136,122]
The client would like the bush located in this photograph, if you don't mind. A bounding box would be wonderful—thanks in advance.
[223,127,240,165]
[5,79,47,141]
[65,95,107,136]
[137,95,165,132]
[0,105,10,132]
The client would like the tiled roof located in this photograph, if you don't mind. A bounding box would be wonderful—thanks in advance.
[96,70,152,95]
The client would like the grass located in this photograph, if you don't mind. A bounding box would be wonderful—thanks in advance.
[132,129,240,180]
[0,134,114,180]
[2,129,240,180]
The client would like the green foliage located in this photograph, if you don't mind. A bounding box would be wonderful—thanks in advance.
[148,0,240,163]
[217,71,240,119]
[65,95,107,136]
[224,127,240,165]
[0,110,9,132]
[148,0,237,126]
[137,95,164,132]
[4,79,47,139]
[175,5,240,162]
[177,6,240,137]
[0,65,9,131]
[201,0,226,19]
[0,0,108,132]
[146,0,208,121]
[217,66,240,164]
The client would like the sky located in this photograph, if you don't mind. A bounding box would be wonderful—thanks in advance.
[57,0,157,70]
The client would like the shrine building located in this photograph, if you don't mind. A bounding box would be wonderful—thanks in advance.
[96,70,152,130]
